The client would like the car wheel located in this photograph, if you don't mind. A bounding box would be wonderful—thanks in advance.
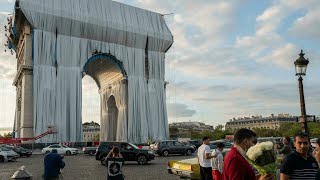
[26,155,30,157]
[89,151,94,156]
[66,151,71,156]
[0,156,4,162]
[186,149,192,156]
[100,156,107,166]
[45,150,50,154]
[137,155,148,165]
[162,150,169,156]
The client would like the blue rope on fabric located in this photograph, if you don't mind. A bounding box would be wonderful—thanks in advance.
[83,54,125,76]
[32,30,34,65]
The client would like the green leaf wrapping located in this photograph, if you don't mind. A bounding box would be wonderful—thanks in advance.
[246,159,278,176]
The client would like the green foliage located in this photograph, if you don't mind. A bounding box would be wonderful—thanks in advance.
[278,122,301,137]
[83,121,100,126]
[169,126,179,135]
[2,132,13,138]
[190,129,201,139]
[215,124,224,131]
[306,122,320,137]
[252,128,280,137]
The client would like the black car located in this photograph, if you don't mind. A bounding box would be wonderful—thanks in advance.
[95,142,155,165]
[188,140,202,149]
[12,146,32,157]
[150,140,195,156]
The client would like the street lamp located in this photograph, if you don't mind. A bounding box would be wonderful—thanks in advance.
[294,50,309,133]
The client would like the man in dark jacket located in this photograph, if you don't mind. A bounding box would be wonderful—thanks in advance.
[43,149,65,180]
[279,136,292,158]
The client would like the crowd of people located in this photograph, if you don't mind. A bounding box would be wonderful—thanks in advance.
[41,127,320,180]
[197,128,320,180]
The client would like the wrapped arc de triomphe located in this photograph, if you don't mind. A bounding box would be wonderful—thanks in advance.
[9,0,173,143]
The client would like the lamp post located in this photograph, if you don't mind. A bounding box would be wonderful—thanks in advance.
[294,50,309,134]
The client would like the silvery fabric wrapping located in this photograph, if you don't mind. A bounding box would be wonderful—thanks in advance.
[19,0,173,143]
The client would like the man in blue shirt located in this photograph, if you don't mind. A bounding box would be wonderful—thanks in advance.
[43,149,65,180]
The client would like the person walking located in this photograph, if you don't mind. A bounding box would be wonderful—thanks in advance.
[197,136,214,180]
[43,149,65,180]
[211,142,224,180]
[278,136,292,158]
[280,132,318,180]
[105,146,125,180]
[223,128,274,180]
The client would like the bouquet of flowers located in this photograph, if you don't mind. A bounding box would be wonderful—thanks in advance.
[246,141,278,176]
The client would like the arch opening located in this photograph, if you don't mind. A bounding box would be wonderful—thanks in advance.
[82,53,127,142]
[107,95,118,141]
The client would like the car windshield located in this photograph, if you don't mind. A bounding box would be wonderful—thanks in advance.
[128,143,139,149]
[1,147,11,151]
[62,145,69,148]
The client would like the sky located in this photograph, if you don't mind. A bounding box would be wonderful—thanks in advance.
[0,0,320,130]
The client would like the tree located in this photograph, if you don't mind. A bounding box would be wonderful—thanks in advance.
[83,121,100,126]
[169,126,179,135]
[278,122,301,137]
[215,124,224,131]
[252,128,280,137]
[3,132,13,138]
[190,129,201,139]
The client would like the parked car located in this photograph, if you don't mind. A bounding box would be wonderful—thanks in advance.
[150,140,195,156]
[135,143,150,150]
[0,150,8,162]
[95,142,155,165]
[82,146,97,156]
[0,147,19,162]
[42,144,79,155]
[168,157,200,180]
[182,142,196,150]
[209,140,233,156]
[10,146,32,157]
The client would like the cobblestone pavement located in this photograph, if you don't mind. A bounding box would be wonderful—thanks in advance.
[0,154,195,180]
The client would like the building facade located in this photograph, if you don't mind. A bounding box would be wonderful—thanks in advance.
[225,114,298,131]
[169,122,214,137]
[83,122,100,142]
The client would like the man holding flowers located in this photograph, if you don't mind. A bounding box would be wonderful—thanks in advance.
[223,128,274,180]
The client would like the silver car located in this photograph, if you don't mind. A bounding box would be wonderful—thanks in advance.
[0,147,19,161]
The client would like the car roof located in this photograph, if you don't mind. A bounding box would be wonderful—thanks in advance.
[210,140,228,143]
[100,141,127,143]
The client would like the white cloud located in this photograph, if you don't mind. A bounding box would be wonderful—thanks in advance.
[289,9,320,39]
[167,102,196,118]
[257,43,299,69]
[1,0,320,129]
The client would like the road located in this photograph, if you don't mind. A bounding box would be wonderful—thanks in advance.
[0,154,195,180]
